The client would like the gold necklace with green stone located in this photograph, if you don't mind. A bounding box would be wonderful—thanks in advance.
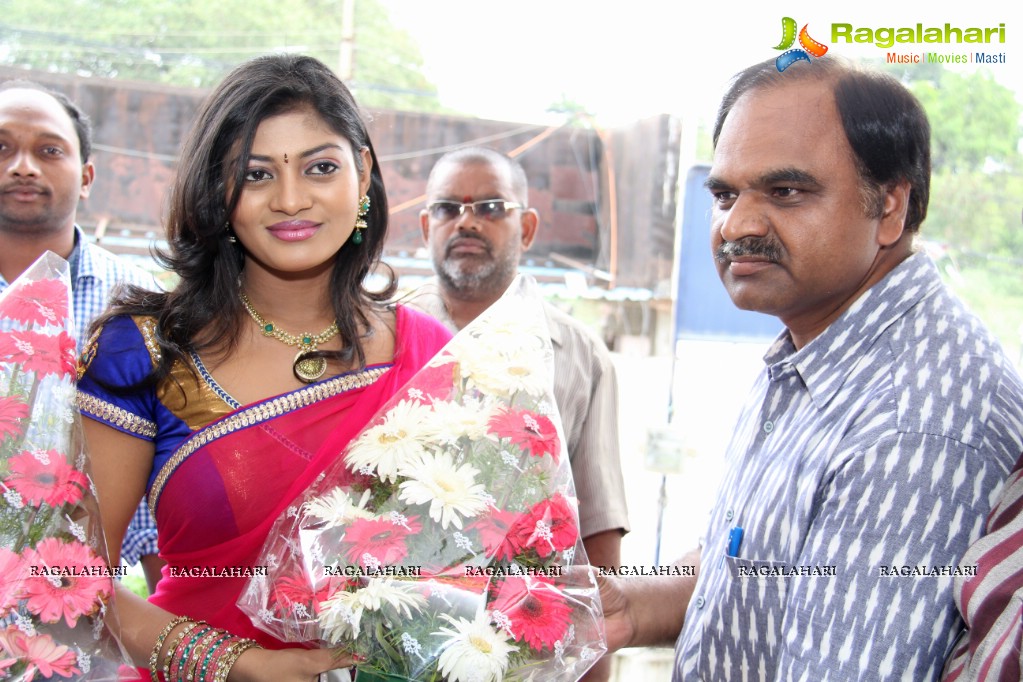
[240,292,339,383]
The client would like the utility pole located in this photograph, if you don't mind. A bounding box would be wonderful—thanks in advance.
[338,0,356,81]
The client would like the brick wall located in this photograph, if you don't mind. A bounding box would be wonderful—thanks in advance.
[0,66,679,289]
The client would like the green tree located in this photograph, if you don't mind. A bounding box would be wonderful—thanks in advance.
[878,63,1022,252]
[897,66,1023,360]
[910,70,1020,172]
[0,0,441,111]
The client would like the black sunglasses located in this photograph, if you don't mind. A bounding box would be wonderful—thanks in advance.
[426,199,523,222]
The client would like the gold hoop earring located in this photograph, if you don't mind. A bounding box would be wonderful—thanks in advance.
[352,195,370,245]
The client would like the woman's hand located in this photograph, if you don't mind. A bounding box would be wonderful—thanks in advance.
[228,647,355,682]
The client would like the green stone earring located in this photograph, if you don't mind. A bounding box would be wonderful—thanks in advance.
[352,194,370,245]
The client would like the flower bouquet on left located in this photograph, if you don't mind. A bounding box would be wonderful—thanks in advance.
[0,252,127,680]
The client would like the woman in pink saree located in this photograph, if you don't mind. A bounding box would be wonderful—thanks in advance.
[77,55,450,681]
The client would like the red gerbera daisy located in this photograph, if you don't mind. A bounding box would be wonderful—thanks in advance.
[0,626,80,679]
[0,278,68,327]
[489,407,560,463]
[0,330,76,379]
[0,395,29,442]
[21,538,113,628]
[342,515,422,567]
[468,508,528,561]
[4,449,88,508]
[271,572,339,616]
[509,494,579,559]
[490,576,573,650]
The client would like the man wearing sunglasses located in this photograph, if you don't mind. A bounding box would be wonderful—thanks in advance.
[412,147,629,680]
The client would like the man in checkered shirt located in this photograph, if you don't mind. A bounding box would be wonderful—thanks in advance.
[0,79,163,592]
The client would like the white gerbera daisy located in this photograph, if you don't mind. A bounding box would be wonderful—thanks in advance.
[456,346,553,401]
[398,452,488,529]
[303,487,373,528]
[434,612,517,682]
[428,397,499,442]
[317,578,427,642]
[466,301,547,350]
[344,399,435,482]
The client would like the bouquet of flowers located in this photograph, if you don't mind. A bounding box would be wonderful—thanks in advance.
[240,276,605,682]
[0,252,125,680]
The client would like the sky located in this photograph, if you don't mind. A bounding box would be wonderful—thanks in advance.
[380,0,1020,165]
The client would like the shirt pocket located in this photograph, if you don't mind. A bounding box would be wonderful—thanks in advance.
[698,556,791,679]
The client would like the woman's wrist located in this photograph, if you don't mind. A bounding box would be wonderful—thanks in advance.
[147,617,261,682]
[149,616,193,681]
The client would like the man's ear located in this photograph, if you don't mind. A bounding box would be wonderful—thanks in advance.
[419,209,431,246]
[79,161,95,201]
[520,208,539,250]
[877,180,910,247]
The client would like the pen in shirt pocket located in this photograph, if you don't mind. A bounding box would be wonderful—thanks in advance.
[727,526,744,558]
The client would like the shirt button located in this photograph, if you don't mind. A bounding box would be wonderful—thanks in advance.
[695,596,705,609]
[725,508,734,521]
[763,420,774,433]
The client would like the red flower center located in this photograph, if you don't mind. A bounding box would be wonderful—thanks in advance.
[521,595,543,618]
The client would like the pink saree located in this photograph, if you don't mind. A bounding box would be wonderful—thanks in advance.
[146,306,451,649]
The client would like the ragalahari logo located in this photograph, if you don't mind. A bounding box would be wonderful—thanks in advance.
[772,17,829,71]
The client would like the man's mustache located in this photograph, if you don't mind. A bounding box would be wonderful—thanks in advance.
[716,237,782,263]
[0,180,48,195]
[446,234,492,256]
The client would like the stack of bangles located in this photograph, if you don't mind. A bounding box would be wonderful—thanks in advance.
[149,615,263,682]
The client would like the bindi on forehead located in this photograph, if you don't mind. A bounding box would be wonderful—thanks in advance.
[461,195,473,203]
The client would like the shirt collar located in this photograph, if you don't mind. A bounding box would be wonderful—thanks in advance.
[544,304,565,348]
[763,251,943,409]
[70,225,99,285]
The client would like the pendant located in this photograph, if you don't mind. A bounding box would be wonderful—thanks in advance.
[293,351,327,383]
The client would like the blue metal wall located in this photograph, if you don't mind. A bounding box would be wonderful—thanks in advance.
[673,165,781,343]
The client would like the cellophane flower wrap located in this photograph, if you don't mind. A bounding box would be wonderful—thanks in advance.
[0,252,126,680]
[240,276,605,682]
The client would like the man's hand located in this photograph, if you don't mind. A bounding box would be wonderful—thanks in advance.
[597,572,638,653]
[594,548,700,654]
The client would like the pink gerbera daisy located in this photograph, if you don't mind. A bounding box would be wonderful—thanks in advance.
[0,278,68,327]
[0,330,76,379]
[489,408,560,463]
[490,576,573,651]
[342,515,422,567]
[0,396,29,442]
[0,547,26,614]
[411,357,458,402]
[0,626,80,680]
[4,450,88,508]
[21,538,113,628]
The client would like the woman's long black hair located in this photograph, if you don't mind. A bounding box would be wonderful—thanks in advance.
[96,53,395,386]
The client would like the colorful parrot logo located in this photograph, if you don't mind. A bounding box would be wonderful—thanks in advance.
[773,17,828,71]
